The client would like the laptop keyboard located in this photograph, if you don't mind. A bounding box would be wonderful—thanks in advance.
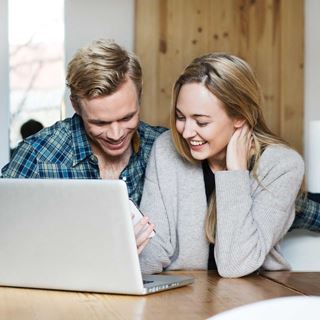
[143,280,154,284]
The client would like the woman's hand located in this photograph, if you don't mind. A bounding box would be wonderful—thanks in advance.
[133,215,155,254]
[226,124,253,171]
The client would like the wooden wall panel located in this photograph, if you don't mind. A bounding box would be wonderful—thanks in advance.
[135,0,304,153]
[280,0,304,152]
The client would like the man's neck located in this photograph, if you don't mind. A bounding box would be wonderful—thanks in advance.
[92,145,133,180]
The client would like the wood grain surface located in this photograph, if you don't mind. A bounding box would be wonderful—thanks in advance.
[135,0,304,154]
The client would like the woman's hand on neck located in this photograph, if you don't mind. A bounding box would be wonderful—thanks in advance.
[226,124,252,171]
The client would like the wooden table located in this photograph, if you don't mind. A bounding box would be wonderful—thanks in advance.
[262,271,320,296]
[0,271,303,320]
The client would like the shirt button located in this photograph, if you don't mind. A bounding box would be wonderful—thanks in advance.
[122,176,127,182]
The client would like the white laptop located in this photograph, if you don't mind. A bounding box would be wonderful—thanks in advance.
[0,179,193,295]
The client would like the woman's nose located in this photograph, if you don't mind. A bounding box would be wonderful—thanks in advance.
[182,120,196,139]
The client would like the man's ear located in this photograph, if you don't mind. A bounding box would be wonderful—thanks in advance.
[70,96,81,115]
[233,118,246,129]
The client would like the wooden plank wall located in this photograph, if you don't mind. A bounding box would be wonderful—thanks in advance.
[135,0,304,154]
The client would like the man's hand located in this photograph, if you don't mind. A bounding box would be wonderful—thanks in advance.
[133,216,155,254]
[226,124,253,171]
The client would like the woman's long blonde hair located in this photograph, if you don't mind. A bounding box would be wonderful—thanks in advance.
[170,53,288,243]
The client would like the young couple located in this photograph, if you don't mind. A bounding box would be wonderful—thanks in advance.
[2,40,310,277]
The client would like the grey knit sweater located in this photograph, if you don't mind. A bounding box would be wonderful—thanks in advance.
[139,131,304,278]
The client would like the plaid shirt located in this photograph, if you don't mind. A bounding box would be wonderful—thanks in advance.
[291,196,320,232]
[1,114,167,205]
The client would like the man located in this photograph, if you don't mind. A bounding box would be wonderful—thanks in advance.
[1,39,166,252]
[2,39,166,207]
[291,195,320,232]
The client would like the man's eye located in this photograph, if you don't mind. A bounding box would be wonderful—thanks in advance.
[122,116,133,122]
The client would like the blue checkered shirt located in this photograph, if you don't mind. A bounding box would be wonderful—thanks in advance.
[291,196,320,232]
[1,114,167,205]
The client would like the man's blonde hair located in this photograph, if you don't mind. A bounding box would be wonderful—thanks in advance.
[66,39,142,103]
[170,53,288,243]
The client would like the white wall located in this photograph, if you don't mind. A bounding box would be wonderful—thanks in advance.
[304,0,320,189]
[64,0,134,117]
[281,230,320,271]
[0,0,10,169]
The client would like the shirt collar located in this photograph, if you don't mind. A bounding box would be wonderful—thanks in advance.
[70,114,93,165]
[132,128,141,154]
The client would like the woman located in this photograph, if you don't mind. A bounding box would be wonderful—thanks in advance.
[139,53,304,278]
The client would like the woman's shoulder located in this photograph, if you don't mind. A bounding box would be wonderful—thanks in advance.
[151,130,198,170]
[153,130,173,144]
[152,130,176,154]
[259,144,304,174]
[263,144,303,163]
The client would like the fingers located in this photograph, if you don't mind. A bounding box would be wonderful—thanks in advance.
[238,123,251,139]
[135,221,155,255]
[137,238,150,255]
[240,124,253,149]
[134,216,150,236]
[134,216,155,255]
[238,125,253,152]
[227,123,253,171]
[135,218,155,245]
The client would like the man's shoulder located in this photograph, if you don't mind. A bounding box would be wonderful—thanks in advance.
[24,117,73,152]
[30,117,71,138]
[1,116,84,178]
[11,116,77,165]
[138,121,168,143]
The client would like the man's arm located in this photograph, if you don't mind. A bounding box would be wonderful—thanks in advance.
[1,142,39,178]
[291,196,320,232]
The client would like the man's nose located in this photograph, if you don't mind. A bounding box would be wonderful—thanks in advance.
[182,120,196,139]
[107,123,124,141]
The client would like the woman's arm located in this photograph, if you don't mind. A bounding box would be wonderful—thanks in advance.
[139,134,177,274]
[214,146,304,277]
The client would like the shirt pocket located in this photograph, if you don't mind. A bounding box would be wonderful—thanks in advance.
[38,162,97,179]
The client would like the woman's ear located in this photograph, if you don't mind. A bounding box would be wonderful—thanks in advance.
[233,118,246,129]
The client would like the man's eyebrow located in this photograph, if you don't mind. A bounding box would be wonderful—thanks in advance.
[120,111,137,119]
[87,111,137,124]
[87,119,111,124]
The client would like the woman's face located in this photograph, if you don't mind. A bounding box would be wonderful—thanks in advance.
[175,82,238,165]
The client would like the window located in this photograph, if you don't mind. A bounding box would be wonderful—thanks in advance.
[9,0,65,148]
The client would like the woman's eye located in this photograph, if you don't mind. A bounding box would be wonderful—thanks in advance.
[176,115,185,121]
[197,122,208,127]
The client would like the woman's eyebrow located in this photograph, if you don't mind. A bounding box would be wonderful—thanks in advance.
[176,107,210,118]
[192,114,211,118]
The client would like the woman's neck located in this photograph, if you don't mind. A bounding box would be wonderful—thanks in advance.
[207,158,226,173]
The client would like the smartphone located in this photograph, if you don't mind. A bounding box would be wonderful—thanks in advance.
[129,199,155,237]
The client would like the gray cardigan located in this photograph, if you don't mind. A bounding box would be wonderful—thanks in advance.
[139,131,304,278]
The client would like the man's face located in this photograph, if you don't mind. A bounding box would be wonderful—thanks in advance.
[75,79,140,160]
